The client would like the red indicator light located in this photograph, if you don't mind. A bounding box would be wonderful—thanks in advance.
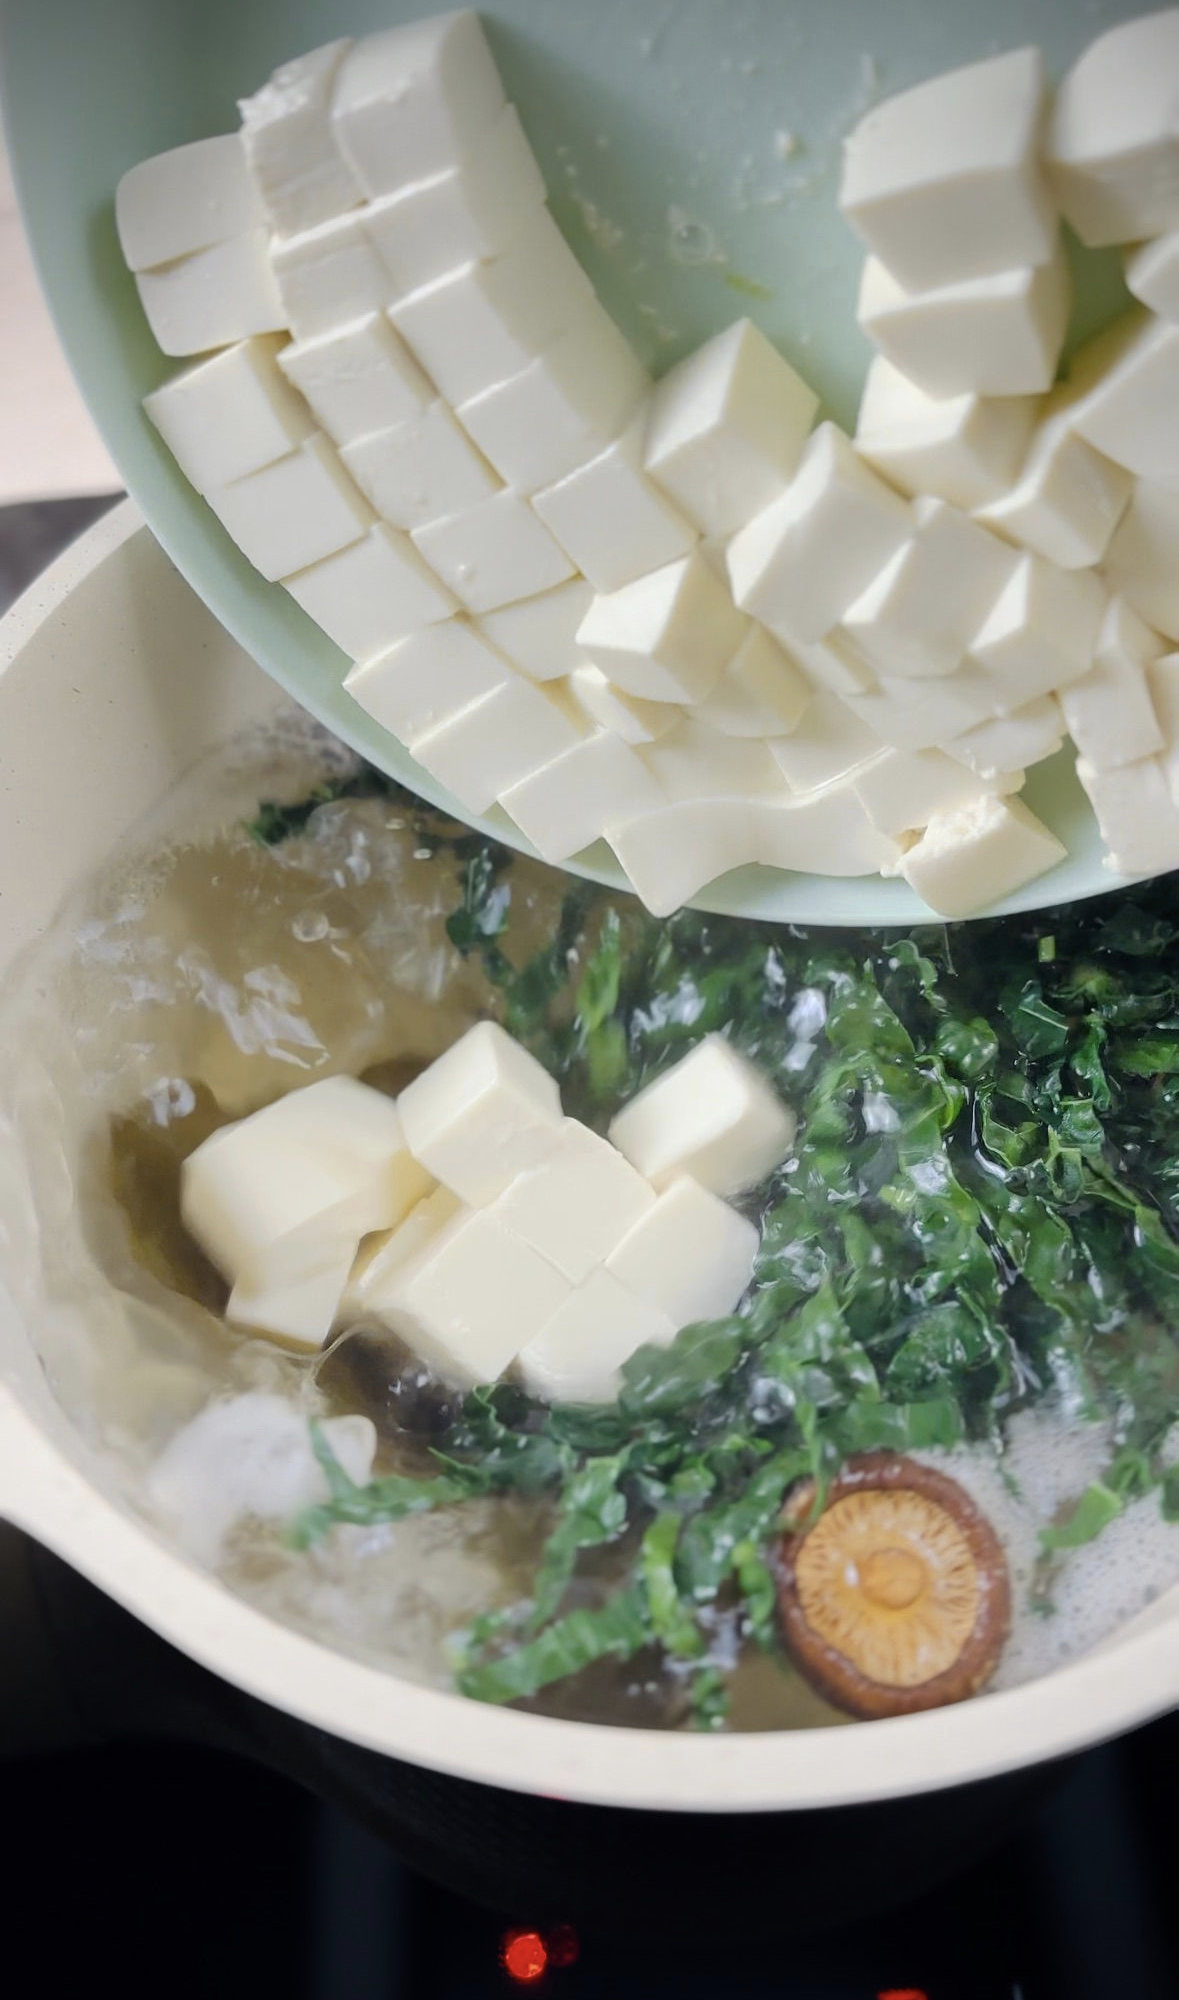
[500,1929,549,1984]
[878,1989,929,1999]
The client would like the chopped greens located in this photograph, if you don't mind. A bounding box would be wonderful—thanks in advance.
[277,785,1179,1723]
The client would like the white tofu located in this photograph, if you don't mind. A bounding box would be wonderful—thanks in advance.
[227,1236,360,1351]
[1059,597,1166,771]
[641,719,785,802]
[1125,232,1179,322]
[974,384,1132,569]
[500,727,665,861]
[1069,313,1179,487]
[270,209,392,341]
[695,625,811,737]
[285,524,456,658]
[380,1206,570,1389]
[277,314,432,445]
[839,46,1056,290]
[946,697,1064,779]
[331,12,506,197]
[134,232,287,356]
[857,242,1070,399]
[342,1186,463,1322]
[455,309,649,493]
[1146,651,1179,748]
[1046,11,1179,246]
[839,498,1016,680]
[239,39,362,235]
[642,318,819,536]
[532,418,697,592]
[476,579,593,682]
[607,796,760,915]
[755,787,899,876]
[843,666,1003,753]
[853,748,1012,836]
[576,552,748,704]
[605,1175,758,1329]
[1076,754,1179,875]
[361,104,545,292]
[390,211,593,404]
[726,423,912,646]
[343,619,512,741]
[340,400,499,532]
[205,435,374,581]
[790,632,876,698]
[608,1035,796,1197]
[143,336,313,492]
[486,1118,655,1283]
[568,665,681,744]
[854,355,1037,511]
[410,676,586,812]
[516,1269,676,1405]
[967,554,1106,708]
[1102,481,1179,641]
[764,688,883,793]
[900,795,1067,917]
[396,1020,563,1206]
[182,1075,431,1285]
[117,134,263,271]
[412,491,574,611]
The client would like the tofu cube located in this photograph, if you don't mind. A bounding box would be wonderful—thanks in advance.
[695,624,811,737]
[607,797,760,916]
[116,134,263,271]
[726,423,912,647]
[1046,12,1179,246]
[857,241,1071,399]
[1102,480,1179,642]
[967,554,1106,708]
[341,1185,463,1322]
[516,1269,676,1405]
[1060,598,1166,771]
[844,667,1002,752]
[608,1036,796,1196]
[341,400,499,532]
[1146,651,1179,748]
[486,1118,655,1282]
[532,418,695,593]
[945,696,1064,779]
[397,1020,563,1205]
[238,39,363,235]
[227,1236,360,1351]
[144,336,313,492]
[285,523,456,659]
[605,1175,757,1329]
[901,795,1066,917]
[344,619,512,742]
[277,313,432,444]
[854,354,1037,510]
[455,307,649,493]
[270,209,393,341]
[476,579,593,682]
[568,665,681,743]
[576,551,748,703]
[839,498,1017,680]
[853,747,1012,837]
[1069,313,1179,487]
[205,435,373,581]
[390,211,593,404]
[379,1206,570,1389]
[975,384,1132,569]
[1077,754,1179,876]
[642,318,819,537]
[766,688,883,792]
[1125,232,1179,322]
[412,491,574,612]
[500,728,665,862]
[791,631,876,698]
[134,232,287,356]
[331,12,506,197]
[754,787,899,877]
[641,719,785,803]
[410,677,586,813]
[361,104,546,293]
[839,47,1057,290]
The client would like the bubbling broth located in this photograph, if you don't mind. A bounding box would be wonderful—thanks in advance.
[2,714,1179,1731]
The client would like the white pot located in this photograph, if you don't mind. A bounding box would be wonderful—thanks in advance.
[0,501,1175,1815]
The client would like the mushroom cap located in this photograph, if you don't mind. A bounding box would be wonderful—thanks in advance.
[776,1452,1011,1719]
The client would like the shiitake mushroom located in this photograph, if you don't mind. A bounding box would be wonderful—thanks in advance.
[775,1452,1010,1719]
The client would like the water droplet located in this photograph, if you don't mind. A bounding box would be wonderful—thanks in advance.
[666,206,725,266]
[292,910,330,943]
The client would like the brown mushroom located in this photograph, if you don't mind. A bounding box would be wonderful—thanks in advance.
[776,1452,1010,1719]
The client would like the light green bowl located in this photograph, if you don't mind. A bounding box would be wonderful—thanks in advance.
[0,0,1146,924]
